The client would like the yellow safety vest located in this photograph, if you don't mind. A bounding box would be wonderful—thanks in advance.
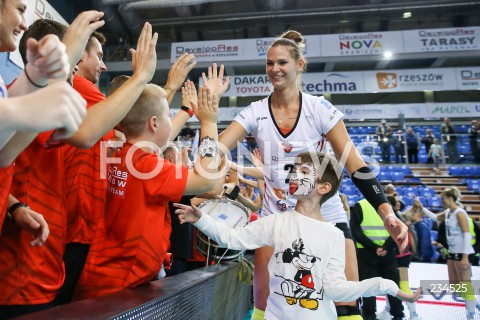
[356,199,390,249]
[469,217,476,246]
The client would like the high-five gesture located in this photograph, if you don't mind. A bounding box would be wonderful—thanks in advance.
[201,63,230,97]
[62,10,105,73]
[165,53,197,101]
[192,86,218,125]
[131,22,158,84]
[173,203,203,224]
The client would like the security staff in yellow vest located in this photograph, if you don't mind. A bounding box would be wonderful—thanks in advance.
[350,199,405,320]
[469,217,479,266]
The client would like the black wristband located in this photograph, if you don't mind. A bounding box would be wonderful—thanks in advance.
[226,185,240,201]
[351,166,388,211]
[7,202,29,223]
[24,65,47,88]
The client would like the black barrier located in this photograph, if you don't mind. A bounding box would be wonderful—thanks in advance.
[16,258,252,320]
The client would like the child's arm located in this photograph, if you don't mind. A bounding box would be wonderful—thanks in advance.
[323,232,421,303]
[173,202,273,250]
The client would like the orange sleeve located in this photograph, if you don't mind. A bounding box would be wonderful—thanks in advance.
[73,75,106,108]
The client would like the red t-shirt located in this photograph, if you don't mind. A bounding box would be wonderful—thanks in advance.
[0,131,66,305]
[0,75,13,234]
[0,164,14,233]
[64,75,113,244]
[74,143,188,300]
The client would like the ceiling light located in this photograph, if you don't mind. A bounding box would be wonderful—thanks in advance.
[340,20,349,23]
[384,51,393,59]
[403,12,412,18]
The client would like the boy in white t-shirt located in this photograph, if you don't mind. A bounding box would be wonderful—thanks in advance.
[174,152,420,320]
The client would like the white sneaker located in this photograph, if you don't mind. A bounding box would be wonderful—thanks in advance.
[376,309,392,320]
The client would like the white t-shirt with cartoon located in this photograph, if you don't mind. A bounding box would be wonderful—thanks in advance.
[234,93,348,224]
[194,210,398,320]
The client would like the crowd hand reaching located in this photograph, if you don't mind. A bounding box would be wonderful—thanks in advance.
[25,34,70,86]
[192,86,218,124]
[201,63,230,97]
[62,10,105,71]
[181,80,197,109]
[413,196,423,209]
[251,148,264,168]
[131,22,158,84]
[166,53,197,91]
[12,82,86,139]
[397,287,422,303]
[181,146,193,168]
[382,207,409,253]
[173,203,202,224]
[11,206,49,247]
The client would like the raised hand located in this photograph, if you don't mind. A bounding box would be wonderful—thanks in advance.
[25,35,70,85]
[192,86,218,125]
[396,287,421,303]
[252,148,264,168]
[201,63,230,97]
[181,80,197,109]
[166,53,197,91]
[173,203,203,224]
[131,22,158,85]
[62,10,105,71]
[11,206,49,247]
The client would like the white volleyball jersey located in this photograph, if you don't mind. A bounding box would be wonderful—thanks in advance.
[234,92,348,224]
[445,208,474,254]
[0,75,7,99]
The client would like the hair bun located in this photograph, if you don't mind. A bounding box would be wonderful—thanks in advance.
[280,30,305,49]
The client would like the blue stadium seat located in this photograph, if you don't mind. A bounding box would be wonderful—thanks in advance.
[448,166,462,176]
[399,165,412,174]
[429,196,442,208]
[391,172,405,182]
[404,187,418,197]
[419,187,436,198]
[378,171,391,182]
[462,166,476,176]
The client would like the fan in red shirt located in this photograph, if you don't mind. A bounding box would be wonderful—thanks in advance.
[74,79,220,300]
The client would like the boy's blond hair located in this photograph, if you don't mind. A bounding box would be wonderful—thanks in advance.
[113,82,167,138]
[295,152,342,205]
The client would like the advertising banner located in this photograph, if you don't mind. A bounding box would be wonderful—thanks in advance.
[320,31,404,56]
[242,35,321,61]
[403,27,480,53]
[363,68,457,92]
[455,66,480,90]
[171,39,242,62]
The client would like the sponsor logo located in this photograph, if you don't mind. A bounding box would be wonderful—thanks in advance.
[256,116,268,121]
[274,188,287,200]
[272,156,290,162]
[377,72,398,89]
[301,74,358,93]
[281,142,293,153]
[338,34,384,55]
[417,29,477,51]
[276,200,287,212]
[460,70,480,80]
[175,44,239,58]
[431,105,471,115]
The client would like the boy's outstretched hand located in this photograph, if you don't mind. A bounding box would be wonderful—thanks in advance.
[173,203,203,224]
[396,287,421,303]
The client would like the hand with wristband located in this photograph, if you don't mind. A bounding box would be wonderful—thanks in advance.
[181,80,197,116]
[7,195,49,247]
[164,53,197,103]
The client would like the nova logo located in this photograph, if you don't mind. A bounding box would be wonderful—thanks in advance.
[340,40,382,50]
[376,72,398,89]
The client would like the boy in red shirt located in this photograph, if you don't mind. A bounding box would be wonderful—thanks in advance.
[74,82,220,300]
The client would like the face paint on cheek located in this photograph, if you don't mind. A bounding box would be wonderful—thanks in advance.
[291,163,316,197]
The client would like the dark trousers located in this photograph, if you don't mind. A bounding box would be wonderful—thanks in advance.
[357,248,404,318]
[407,148,418,163]
[0,302,56,320]
[54,242,90,305]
